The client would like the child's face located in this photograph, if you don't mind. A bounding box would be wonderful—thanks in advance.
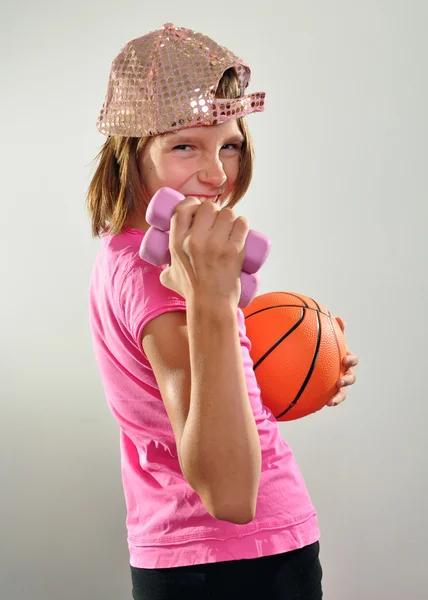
[139,119,244,206]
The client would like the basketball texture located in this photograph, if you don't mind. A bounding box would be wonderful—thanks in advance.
[242,291,348,421]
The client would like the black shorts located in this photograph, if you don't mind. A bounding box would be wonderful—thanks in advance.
[130,540,323,599]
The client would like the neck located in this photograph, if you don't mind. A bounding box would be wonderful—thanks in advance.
[125,214,150,232]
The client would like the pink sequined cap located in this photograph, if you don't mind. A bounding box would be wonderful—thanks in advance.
[97,23,265,137]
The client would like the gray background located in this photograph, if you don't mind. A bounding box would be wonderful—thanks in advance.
[1,1,427,598]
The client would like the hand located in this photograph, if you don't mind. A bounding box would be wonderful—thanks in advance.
[159,197,249,308]
[327,317,359,407]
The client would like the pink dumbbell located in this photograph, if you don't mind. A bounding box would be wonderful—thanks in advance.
[139,187,271,308]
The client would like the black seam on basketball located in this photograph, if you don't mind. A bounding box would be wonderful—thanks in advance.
[253,308,305,370]
[244,293,308,319]
[244,304,329,320]
[275,307,322,419]
[310,297,321,311]
[286,293,309,307]
[328,311,342,381]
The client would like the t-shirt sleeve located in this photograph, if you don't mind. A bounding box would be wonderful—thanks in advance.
[118,257,187,357]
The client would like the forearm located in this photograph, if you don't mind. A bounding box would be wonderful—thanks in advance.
[179,296,261,523]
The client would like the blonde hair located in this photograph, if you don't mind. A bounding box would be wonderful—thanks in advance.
[86,68,255,237]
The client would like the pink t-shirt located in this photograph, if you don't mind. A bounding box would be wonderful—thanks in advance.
[89,228,320,569]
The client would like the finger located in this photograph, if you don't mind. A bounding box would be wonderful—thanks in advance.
[229,214,250,254]
[338,371,357,388]
[170,197,202,242]
[190,196,221,235]
[201,209,249,265]
[337,368,356,387]
[344,353,359,367]
[211,207,242,247]
[327,388,347,406]
[336,317,346,333]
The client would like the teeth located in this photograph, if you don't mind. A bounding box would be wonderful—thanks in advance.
[194,196,218,203]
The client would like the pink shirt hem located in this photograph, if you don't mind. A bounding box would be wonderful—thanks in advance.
[129,514,320,568]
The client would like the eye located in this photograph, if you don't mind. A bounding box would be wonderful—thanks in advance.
[221,144,241,151]
[171,143,241,152]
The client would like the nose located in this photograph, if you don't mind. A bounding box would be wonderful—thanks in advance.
[197,163,227,188]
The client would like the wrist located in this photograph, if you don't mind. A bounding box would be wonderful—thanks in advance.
[187,292,237,322]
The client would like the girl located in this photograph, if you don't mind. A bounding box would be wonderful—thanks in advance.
[87,23,358,600]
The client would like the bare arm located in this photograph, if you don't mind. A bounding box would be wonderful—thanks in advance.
[142,300,261,524]
[181,296,261,524]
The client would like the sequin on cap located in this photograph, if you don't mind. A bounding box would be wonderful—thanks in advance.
[97,23,265,137]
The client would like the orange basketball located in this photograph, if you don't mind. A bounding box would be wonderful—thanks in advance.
[242,291,348,421]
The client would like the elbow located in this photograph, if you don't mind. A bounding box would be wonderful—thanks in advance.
[214,508,256,525]
[188,484,257,524]
[183,458,260,525]
[205,497,257,525]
